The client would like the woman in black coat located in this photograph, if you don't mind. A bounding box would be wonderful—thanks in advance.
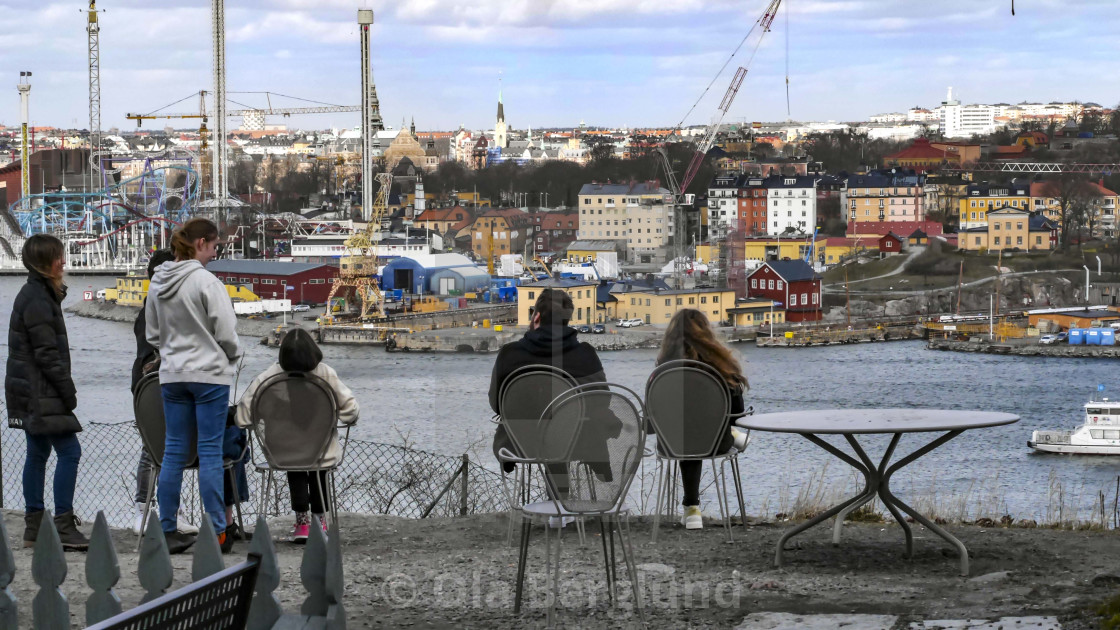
[4,234,88,550]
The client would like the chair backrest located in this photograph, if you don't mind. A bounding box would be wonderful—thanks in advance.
[133,372,197,467]
[248,371,339,470]
[86,554,261,630]
[644,359,731,459]
[540,383,646,515]
[498,365,577,460]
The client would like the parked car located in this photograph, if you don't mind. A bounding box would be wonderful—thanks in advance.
[592,324,606,334]
[1057,331,1068,341]
[293,304,311,312]
[621,318,645,328]
[576,324,591,333]
[1039,334,1059,345]
[616,319,629,327]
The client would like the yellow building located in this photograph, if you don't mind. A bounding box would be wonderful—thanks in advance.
[516,278,598,326]
[566,240,619,263]
[112,275,259,308]
[821,237,876,265]
[611,286,736,325]
[958,206,1055,252]
[959,182,1031,229]
[727,298,786,327]
[741,236,820,263]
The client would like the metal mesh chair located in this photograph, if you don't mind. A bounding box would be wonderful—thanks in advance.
[133,372,247,550]
[505,382,647,626]
[247,371,348,533]
[496,365,580,545]
[645,359,749,542]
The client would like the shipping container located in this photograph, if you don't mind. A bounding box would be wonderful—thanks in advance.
[1086,329,1102,345]
[1068,328,1085,345]
[1101,329,1116,346]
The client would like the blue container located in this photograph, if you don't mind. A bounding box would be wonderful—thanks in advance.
[1086,329,1102,345]
[1100,329,1116,346]
[1068,329,1085,345]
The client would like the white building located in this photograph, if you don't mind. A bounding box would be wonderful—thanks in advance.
[766,175,817,236]
[907,107,938,122]
[707,173,740,232]
[939,87,998,138]
[869,112,907,123]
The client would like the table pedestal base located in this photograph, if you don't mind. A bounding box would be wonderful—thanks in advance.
[775,430,969,576]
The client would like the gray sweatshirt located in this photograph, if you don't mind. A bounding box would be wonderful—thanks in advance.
[145,259,242,385]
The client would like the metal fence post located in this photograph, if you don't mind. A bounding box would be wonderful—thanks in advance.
[459,454,469,516]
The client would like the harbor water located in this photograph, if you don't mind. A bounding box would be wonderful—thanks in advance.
[2,276,1118,524]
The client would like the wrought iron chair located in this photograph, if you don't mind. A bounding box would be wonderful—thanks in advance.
[496,364,581,545]
[246,371,349,532]
[501,382,647,626]
[132,372,248,550]
[645,359,750,542]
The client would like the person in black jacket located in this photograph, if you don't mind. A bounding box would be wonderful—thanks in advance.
[488,288,619,488]
[654,308,749,531]
[5,234,89,550]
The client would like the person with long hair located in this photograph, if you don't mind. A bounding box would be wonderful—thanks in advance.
[146,218,241,554]
[236,328,358,543]
[655,308,749,530]
[5,234,89,550]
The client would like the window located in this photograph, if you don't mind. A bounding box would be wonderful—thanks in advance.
[1036,236,1042,245]
[688,297,695,305]
[994,223,1000,230]
[240,277,251,283]
[645,299,650,306]
[801,293,808,304]
[777,280,784,290]
[768,279,775,289]
[975,237,982,245]
[712,296,718,303]
[791,294,797,306]
[701,296,707,304]
[1017,236,1023,245]
[665,299,671,306]
[812,293,818,304]
[994,236,1001,245]
[630,298,635,305]
[262,279,276,285]
[751,278,756,288]
[309,279,326,284]
[676,298,683,306]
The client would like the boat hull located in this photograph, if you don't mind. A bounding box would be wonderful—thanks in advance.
[1028,440,1120,455]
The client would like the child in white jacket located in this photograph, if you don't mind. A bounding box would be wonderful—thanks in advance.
[236,328,358,543]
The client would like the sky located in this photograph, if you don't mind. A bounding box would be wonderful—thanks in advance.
[0,0,1117,133]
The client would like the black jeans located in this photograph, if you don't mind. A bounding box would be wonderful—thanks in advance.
[679,430,735,507]
[288,471,330,514]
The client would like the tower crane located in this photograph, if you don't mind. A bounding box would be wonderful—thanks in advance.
[323,171,393,321]
[661,0,783,288]
[125,91,360,126]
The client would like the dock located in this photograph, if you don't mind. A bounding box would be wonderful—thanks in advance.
[755,322,924,347]
[928,337,1120,358]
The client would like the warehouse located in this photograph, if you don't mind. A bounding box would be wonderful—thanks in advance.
[205,260,337,304]
[428,266,491,295]
[379,253,481,294]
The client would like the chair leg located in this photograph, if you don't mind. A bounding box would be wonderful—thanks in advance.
[514,518,532,614]
[617,514,646,625]
[713,459,732,543]
[328,471,340,533]
[597,516,614,605]
[651,459,665,543]
[731,457,747,526]
[550,518,563,627]
[137,467,159,552]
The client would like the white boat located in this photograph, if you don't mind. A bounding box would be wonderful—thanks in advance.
[1029,397,1120,455]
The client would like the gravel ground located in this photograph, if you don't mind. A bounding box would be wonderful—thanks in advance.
[4,509,1118,629]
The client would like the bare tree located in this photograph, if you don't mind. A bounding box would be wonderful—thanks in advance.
[1037,174,1102,251]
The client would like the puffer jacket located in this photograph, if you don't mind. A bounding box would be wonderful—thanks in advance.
[5,269,80,435]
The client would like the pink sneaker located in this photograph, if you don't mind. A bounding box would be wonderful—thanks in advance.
[290,523,310,544]
[314,514,329,533]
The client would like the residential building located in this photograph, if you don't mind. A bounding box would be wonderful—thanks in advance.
[527,210,579,254]
[1030,180,1119,238]
[869,112,907,123]
[738,177,769,235]
[205,260,338,304]
[516,278,597,326]
[577,181,673,262]
[844,172,926,224]
[745,260,822,322]
[707,173,740,232]
[878,232,904,256]
[883,138,958,172]
[958,181,1032,230]
[414,206,473,234]
[765,175,817,235]
[610,285,736,326]
[728,298,786,327]
[958,208,1057,252]
[566,240,621,263]
[939,87,999,138]
[470,208,533,265]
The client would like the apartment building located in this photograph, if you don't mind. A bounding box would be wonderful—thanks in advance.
[844,172,927,224]
[577,181,673,262]
[765,175,817,235]
[958,182,1032,229]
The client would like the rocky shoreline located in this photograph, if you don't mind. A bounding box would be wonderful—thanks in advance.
[66,299,307,338]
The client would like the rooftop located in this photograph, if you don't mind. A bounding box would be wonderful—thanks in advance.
[205,260,330,276]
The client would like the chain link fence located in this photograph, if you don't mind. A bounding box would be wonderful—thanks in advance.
[0,417,530,530]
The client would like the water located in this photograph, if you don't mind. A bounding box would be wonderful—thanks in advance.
[1,275,1118,524]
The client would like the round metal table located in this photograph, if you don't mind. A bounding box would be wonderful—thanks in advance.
[736,408,1019,576]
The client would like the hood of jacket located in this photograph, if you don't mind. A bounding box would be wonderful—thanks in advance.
[520,325,579,356]
[26,267,67,302]
[152,259,204,300]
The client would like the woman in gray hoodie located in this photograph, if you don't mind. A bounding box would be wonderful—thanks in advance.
[145,218,241,554]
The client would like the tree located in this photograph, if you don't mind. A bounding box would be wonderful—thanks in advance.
[1038,173,1102,251]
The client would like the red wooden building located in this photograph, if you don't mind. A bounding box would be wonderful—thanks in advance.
[205,260,338,304]
[745,260,822,322]
[879,232,904,256]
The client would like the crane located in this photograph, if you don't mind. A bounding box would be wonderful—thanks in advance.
[125,91,360,126]
[323,171,393,321]
[660,0,783,289]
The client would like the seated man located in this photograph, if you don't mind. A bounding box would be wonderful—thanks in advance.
[488,288,619,481]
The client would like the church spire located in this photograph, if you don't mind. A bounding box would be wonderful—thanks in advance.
[410,116,415,136]
[497,82,505,123]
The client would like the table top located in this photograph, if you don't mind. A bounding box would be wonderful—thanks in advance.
[736,408,1020,435]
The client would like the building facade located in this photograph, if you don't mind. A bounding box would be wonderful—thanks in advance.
[844,172,927,224]
[577,181,673,261]
[765,175,817,235]
[205,260,337,304]
[745,260,822,322]
[516,278,597,326]
[470,208,532,265]
[958,181,1032,230]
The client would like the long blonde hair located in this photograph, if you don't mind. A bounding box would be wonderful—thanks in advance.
[657,308,748,388]
[22,234,65,297]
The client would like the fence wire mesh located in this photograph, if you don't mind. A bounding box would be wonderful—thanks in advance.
[0,418,525,529]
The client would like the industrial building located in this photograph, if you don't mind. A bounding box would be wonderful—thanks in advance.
[206,260,337,304]
[379,253,485,294]
[428,266,491,295]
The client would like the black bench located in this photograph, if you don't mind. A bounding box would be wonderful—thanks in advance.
[86,554,262,630]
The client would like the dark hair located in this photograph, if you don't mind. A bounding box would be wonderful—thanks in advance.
[533,288,574,326]
[146,248,175,279]
[22,234,65,296]
[657,308,747,388]
[279,328,323,372]
[170,218,219,261]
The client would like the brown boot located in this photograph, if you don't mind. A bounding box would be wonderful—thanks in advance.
[53,512,90,551]
[22,510,44,548]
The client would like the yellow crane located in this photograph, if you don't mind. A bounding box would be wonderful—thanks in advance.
[323,172,393,321]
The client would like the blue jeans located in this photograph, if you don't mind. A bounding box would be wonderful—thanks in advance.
[158,382,229,534]
[23,432,81,514]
